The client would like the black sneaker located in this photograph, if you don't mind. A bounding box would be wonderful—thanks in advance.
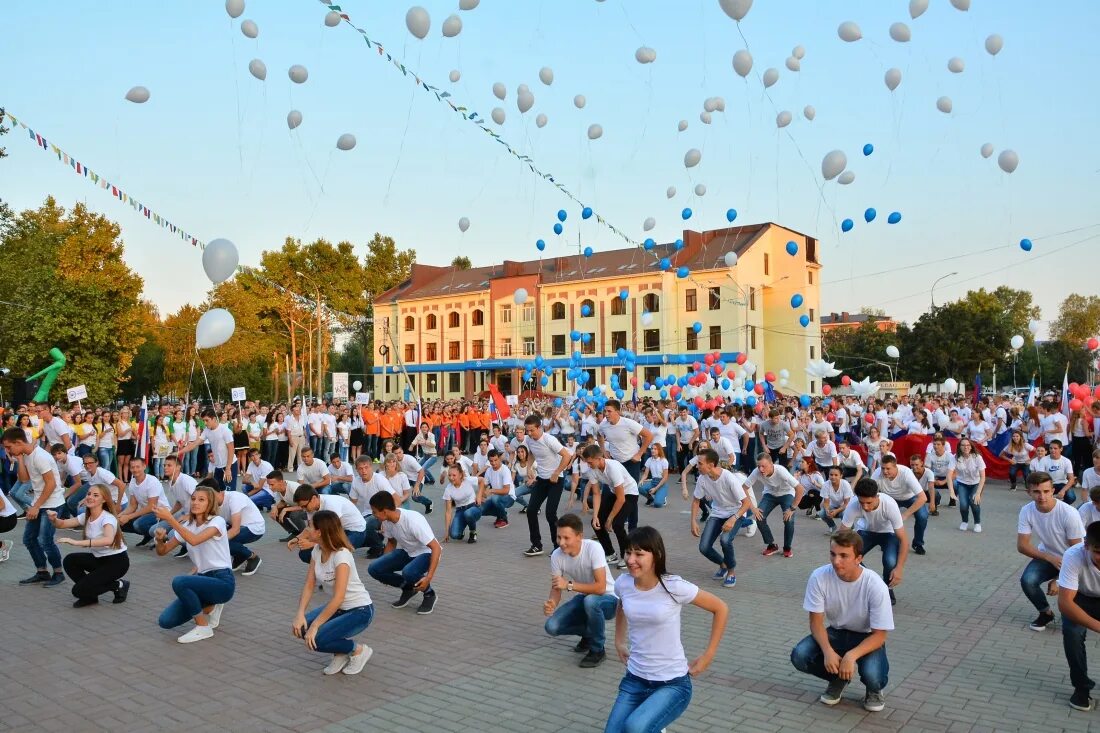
[1029,611,1056,631]
[424,502,433,515]
[232,557,248,572]
[242,555,262,576]
[948,499,957,507]
[44,572,66,588]
[579,650,606,668]
[136,536,152,547]
[524,545,544,557]
[888,588,896,606]
[19,572,49,585]
[1070,689,1095,711]
[174,546,188,558]
[467,531,477,544]
[72,597,98,608]
[416,592,437,615]
[113,579,130,604]
[644,495,654,506]
[573,638,591,653]
[519,506,528,514]
[912,545,926,556]
[392,586,419,609]
[366,547,383,559]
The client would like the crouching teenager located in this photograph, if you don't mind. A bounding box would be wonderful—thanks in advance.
[366,491,442,615]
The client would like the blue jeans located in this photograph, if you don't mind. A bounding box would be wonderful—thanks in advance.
[448,504,483,539]
[304,604,374,655]
[325,481,351,496]
[757,493,796,550]
[1020,558,1060,613]
[24,506,63,570]
[228,526,263,566]
[63,482,90,519]
[791,627,889,693]
[364,516,384,551]
[1056,483,1077,506]
[1008,464,1030,488]
[158,569,235,629]
[97,448,114,474]
[859,530,900,584]
[956,482,981,523]
[338,441,349,463]
[820,507,843,529]
[10,480,33,511]
[130,512,160,539]
[1062,592,1100,694]
[403,493,433,511]
[181,447,198,476]
[895,495,928,548]
[309,435,321,455]
[640,479,668,508]
[481,494,515,521]
[153,457,165,480]
[250,492,276,510]
[544,593,617,653]
[368,549,433,592]
[604,671,692,733]
[514,477,531,508]
[698,515,748,570]
[664,434,680,472]
[421,455,438,484]
[213,463,239,492]
[299,529,366,563]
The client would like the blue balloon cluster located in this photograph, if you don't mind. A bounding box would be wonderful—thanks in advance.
[785,240,798,256]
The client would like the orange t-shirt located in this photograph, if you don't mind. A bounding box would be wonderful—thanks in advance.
[363,409,380,436]
[429,413,442,429]
[379,411,398,438]
[478,411,492,429]
[458,411,471,430]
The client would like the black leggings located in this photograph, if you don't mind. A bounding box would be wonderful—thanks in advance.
[0,513,16,534]
[799,489,823,512]
[63,551,129,601]
[594,490,639,558]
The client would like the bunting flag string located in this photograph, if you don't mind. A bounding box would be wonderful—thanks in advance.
[0,107,207,251]
[314,1,640,248]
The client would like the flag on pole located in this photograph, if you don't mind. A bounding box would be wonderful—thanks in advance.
[1026,376,1037,407]
[1061,367,1071,421]
[487,383,511,421]
[972,372,982,407]
[136,396,148,462]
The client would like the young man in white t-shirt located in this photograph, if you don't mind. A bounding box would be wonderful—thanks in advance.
[242,448,277,509]
[1018,471,1086,632]
[349,455,394,558]
[212,480,264,576]
[3,427,66,586]
[522,415,574,557]
[296,448,331,492]
[478,449,516,529]
[871,455,929,555]
[746,452,803,558]
[544,513,617,668]
[1057,519,1100,711]
[582,444,639,569]
[178,409,237,490]
[291,484,368,563]
[118,456,165,547]
[327,453,354,495]
[690,449,753,588]
[791,529,893,713]
[840,479,909,606]
[366,491,442,615]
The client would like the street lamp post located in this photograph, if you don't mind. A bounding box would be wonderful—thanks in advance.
[296,271,323,402]
[930,271,958,308]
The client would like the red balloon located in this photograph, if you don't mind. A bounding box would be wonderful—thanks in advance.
[670,385,682,398]
[1079,385,1093,400]
[727,370,737,379]
[754,383,765,395]
[841,375,851,386]
[736,353,747,365]
[754,403,765,414]
[704,354,715,366]
[712,365,723,375]
[822,384,832,396]
[1070,398,1084,412]
[1089,338,1099,351]
[693,396,705,408]
[692,361,702,372]
[764,371,776,383]
[864,413,875,424]
[629,377,638,386]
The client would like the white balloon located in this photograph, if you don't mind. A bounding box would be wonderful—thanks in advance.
[666,186,677,199]
[700,111,712,124]
[492,82,506,100]
[491,107,506,125]
[762,68,779,88]
[776,110,792,128]
[535,113,548,128]
[514,288,528,305]
[684,149,702,168]
[640,311,654,326]
[779,378,788,387]
[886,345,900,359]
[635,46,656,64]
[909,0,928,19]
[287,110,302,129]
[936,96,953,114]
[643,217,656,231]
[225,0,244,19]
[943,377,958,393]
[718,0,753,21]
[196,308,236,349]
[539,67,554,85]
[998,149,1019,173]
[587,124,603,140]
[336,133,356,151]
[950,0,970,10]
[743,360,756,376]
[405,6,430,39]
[724,252,738,267]
[124,86,150,103]
[694,184,707,196]
[241,19,258,38]
[714,97,726,111]
[980,143,994,159]
[779,369,790,379]
[732,49,753,78]
[677,120,688,132]
[459,0,479,9]
[288,65,308,84]
[1010,334,1025,350]
[352,380,363,391]
[248,59,267,81]
[889,22,911,42]
[793,45,806,60]
[803,105,816,121]
[837,170,855,185]
[324,11,341,27]
[202,238,239,284]
[1028,319,1041,334]
[442,14,462,37]
[458,217,470,233]
[785,56,801,72]
[449,69,461,83]
[947,57,965,73]
[574,95,586,109]
[985,34,1004,56]
[517,89,534,113]
[821,150,847,181]
[885,67,902,91]
[703,97,718,113]
[838,21,862,42]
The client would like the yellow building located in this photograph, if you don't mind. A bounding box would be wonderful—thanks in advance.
[372,222,823,400]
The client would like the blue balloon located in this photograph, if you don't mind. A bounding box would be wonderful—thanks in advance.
[721,378,730,389]
[864,208,877,223]
[791,293,804,308]
[800,394,811,407]
[570,330,581,341]
[535,354,544,365]
[615,390,625,400]
[578,389,588,398]
[887,211,902,225]
[726,208,738,222]
[681,207,692,220]
[863,143,874,156]
[582,206,593,220]
[785,240,798,256]
[581,304,592,317]
[1020,238,1033,252]
[744,379,755,391]
[540,375,549,386]
[619,289,629,300]
[799,314,810,327]
[553,222,563,235]
[583,246,594,257]
[536,238,546,251]
[841,218,854,233]
[581,333,591,343]
[572,351,582,361]
[557,209,567,222]
[553,397,563,407]
[579,371,589,382]
[659,389,668,399]
[692,321,703,333]
[676,266,690,278]
[823,397,833,407]
[616,348,626,359]
[625,362,635,372]
[643,237,656,251]
[674,239,684,251]
[746,396,757,408]
[676,354,687,364]
[659,257,671,270]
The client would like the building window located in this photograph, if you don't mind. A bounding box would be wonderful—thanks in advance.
[611,331,627,352]
[809,308,815,322]
[642,293,660,313]
[522,304,535,322]
[686,328,698,351]
[764,253,770,276]
[425,314,437,330]
[644,329,660,352]
[610,297,626,316]
[810,345,816,359]
[403,315,415,331]
[685,289,697,312]
[709,325,721,350]
[408,374,417,390]
[708,287,721,311]
[750,326,757,350]
[810,380,816,394]
[426,374,438,393]
[448,372,461,393]
[580,299,595,317]
[472,340,484,359]
[644,366,661,386]
[500,305,512,324]
[808,271,814,285]
[425,343,437,361]
[448,341,460,360]
[552,334,566,355]
[501,338,513,357]
[447,311,460,328]
[404,344,415,362]
[385,375,391,393]
[471,309,484,326]
[582,368,596,387]
[610,367,626,390]
[581,333,596,355]
[523,336,535,356]
[749,287,756,311]
[551,302,566,320]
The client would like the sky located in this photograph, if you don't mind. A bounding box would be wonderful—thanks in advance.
[2,0,1098,335]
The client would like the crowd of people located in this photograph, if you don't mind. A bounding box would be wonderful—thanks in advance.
[3,386,1100,728]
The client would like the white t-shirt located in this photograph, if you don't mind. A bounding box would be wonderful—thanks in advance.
[349,472,394,515]
[0,488,17,517]
[525,433,566,480]
[953,454,987,485]
[442,477,479,507]
[246,460,275,495]
[803,564,894,633]
[1041,413,1069,445]
[315,494,367,533]
[598,417,644,462]
[746,464,799,498]
[25,446,64,508]
[810,441,839,467]
[398,454,424,483]
[56,453,84,484]
[716,420,747,453]
[76,511,127,557]
[870,465,923,502]
[127,474,165,511]
[1045,455,1074,485]
[692,469,748,519]
[381,508,436,557]
[328,461,353,483]
[822,479,854,510]
[842,493,903,534]
[926,449,956,479]
[384,471,411,497]
[1082,468,1100,491]
[644,457,669,481]
[312,547,373,610]
[203,424,235,468]
[481,464,515,500]
[1079,502,1100,528]
[614,574,699,681]
[1060,541,1100,598]
[43,416,72,449]
[298,458,330,486]
[173,516,232,573]
[588,459,639,496]
[217,490,267,536]
[275,480,302,506]
[550,539,615,595]
[1018,501,1085,555]
[167,473,198,512]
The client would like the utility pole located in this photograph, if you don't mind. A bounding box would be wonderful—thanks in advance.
[296,270,324,402]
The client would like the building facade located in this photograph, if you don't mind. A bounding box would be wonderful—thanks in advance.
[372,223,824,400]
[820,311,898,333]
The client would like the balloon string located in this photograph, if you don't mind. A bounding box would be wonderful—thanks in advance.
[383,84,417,207]
[195,350,215,404]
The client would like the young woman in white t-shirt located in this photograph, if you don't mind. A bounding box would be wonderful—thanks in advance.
[152,485,236,643]
[47,485,130,607]
[606,526,728,733]
[998,430,1035,491]
[513,445,536,512]
[293,510,375,676]
[639,444,671,508]
[951,438,986,533]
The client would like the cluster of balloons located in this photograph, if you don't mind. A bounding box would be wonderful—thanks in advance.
[841,208,902,233]
[196,238,240,349]
[1067,382,1100,412]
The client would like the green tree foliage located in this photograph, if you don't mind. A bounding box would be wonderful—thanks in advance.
[1050,294,1100,347]
[451,255,472,270]
[822,321,907,382]
[120,301,165,400]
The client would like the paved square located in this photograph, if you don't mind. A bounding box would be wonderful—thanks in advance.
[2,479,1098,733]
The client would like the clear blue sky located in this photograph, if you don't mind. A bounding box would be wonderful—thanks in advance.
[2,0,1098,332]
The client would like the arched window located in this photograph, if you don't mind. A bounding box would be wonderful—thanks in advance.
[551,302,566,320]
[610,296,626,316]
[642,293,660,313]
[404,315,415,331]
[580,299,595,317]
[471,309,484,326]
[425,314,438,330]
[447,311,460,328]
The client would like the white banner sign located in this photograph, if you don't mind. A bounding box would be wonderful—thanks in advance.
[66,385,88,402]
[506,395,519,406]
[332,372,349,401]
[230,386,247,402]
[355,391,371,405]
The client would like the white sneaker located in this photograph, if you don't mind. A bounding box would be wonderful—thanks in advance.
[745,523,757,538]
[177,625,214,644]
[0,540,10,563]
[207,604,224,629]
[323,654,350,675]
[959,522,968,532]
[973,524,982,533]
[343,645,373,675]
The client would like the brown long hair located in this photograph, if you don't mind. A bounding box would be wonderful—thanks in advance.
[83,485,124,550]
[188,485,219,525]
[312,510,353,554]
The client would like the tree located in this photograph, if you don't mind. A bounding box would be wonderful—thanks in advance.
[822,321,906,383]
[858,306,886,317]
[120,301,165,400]
[451,255,472,270]
[1050,294,1100,347]
[359,233,416,389]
